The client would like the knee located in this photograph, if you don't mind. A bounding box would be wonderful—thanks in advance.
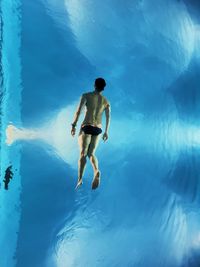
[87,151,94,158]
[80,151,87,159]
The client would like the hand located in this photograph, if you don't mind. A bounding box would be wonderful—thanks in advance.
[71,126,76,137]
[102,132,108,142]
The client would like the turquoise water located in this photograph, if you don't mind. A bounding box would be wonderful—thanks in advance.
[1,0,200,266]
[0,1,22,267]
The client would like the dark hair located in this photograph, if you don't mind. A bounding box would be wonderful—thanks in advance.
[95,77,106,92]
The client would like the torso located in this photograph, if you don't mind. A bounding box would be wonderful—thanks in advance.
[81,91,109,128]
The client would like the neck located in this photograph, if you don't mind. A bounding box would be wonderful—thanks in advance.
[94,89,102,95]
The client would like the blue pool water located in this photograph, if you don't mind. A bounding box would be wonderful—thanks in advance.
[1,0,200,266]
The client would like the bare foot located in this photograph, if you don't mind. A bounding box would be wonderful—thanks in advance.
[75,179,83,190]
[92,171,100,190]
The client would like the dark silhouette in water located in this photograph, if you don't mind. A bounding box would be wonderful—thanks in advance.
[3,165,13,190]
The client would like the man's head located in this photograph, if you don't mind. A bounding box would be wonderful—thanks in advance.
[94,77,106,92]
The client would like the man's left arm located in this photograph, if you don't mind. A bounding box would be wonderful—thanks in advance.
[103,102,111,142]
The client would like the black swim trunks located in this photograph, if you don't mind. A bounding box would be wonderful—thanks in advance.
[81,125,102,136]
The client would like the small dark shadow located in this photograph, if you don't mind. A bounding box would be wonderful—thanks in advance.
[3,165,13,190]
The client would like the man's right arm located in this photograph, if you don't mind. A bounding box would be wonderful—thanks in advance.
[72,94,86,127]
[71,94,86,136]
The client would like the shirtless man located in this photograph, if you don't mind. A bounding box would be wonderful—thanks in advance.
[71,78,111,190]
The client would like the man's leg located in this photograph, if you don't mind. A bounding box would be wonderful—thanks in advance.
[87,134,101,189]
[76,132,91,188]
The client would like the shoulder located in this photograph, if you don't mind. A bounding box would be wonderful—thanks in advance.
[102,96,110,108]
[80,92,89,100]
[82,92,92,98]
[82,92,87,97]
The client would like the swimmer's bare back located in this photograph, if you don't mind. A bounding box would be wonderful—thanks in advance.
[71,91,111,141]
